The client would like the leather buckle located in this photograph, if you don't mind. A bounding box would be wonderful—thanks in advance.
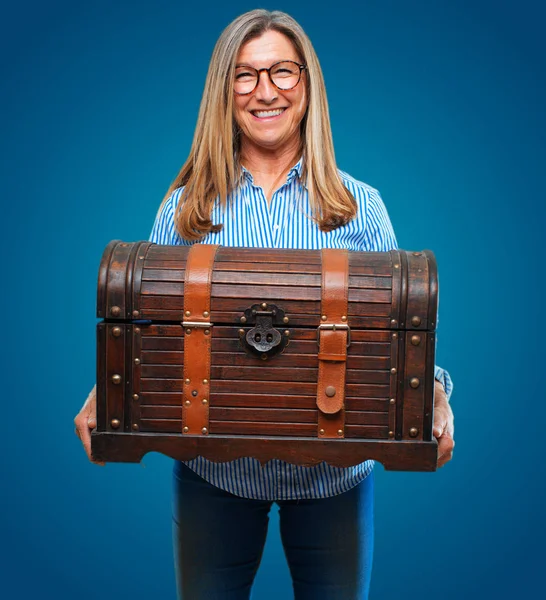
[316,323,351,347]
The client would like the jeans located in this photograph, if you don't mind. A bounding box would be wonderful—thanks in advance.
[172,461,375,599]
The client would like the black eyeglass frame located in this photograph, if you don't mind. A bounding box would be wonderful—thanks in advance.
[233,60,307,96]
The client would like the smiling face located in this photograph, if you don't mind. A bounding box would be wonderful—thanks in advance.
[233,30,308,156]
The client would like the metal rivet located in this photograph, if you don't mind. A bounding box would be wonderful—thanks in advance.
[390,319,397,326]
[110,306,121,316]
[201,427,208,434]
[413,252,421,256]
[132,423,139,431]
[132,310,140,318]
[410,377,420,389]
[337,429,343,436]
[185,310,191,317]
[341,316,347,322]
[321,315,327,321]
[204,329,210,335]
[284,330,290,336]
[388,430,394,438]
[394,264,400,269]
[411,335,421,346]
[139,255,144,259]
[240,316,247,323]
[411,316,421,327]
[112,327,121,337]
[185,328,192,334]
[390,368,397,374]
[192,390,198,397]
[239,328,245,335]
[392,333,398,339]
[390,398,396,404]
[325,386,336,397]
[185,378,190,384]
[203,311,209,318]
[184,400,191,407]
[135,327,140,333]
[111,374,121,384]
[261,302,267,309]
[134,358,140,365]
[133,394,139,401]
[409,427,419,437]
[261,353,268,360]
[202,399,208,405]
[319,429,325,435]
[183,426,189,433]
[203,379,208,384]
[110,419,120,429]
[283,316,289,324]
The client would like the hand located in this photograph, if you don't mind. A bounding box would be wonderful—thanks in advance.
[433,380,455,468]
[74,385,105,466]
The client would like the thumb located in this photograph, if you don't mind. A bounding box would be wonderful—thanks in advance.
[88,416,97,429]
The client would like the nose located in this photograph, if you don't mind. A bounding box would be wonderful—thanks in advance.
[254,71,278,103]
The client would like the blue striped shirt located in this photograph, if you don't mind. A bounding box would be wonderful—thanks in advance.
[149,159,453,500]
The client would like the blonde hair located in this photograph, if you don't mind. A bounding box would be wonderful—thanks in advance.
[159,9,357,240]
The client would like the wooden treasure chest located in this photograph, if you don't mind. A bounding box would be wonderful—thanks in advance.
[92,241,440,471]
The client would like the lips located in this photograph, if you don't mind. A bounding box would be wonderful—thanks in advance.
[250,108,287,119]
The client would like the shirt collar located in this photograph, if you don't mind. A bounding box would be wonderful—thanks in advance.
[240,157,306,189]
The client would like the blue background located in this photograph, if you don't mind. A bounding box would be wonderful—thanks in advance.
[2,0,545,598]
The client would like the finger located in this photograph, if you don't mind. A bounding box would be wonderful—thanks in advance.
[437,435,455,467]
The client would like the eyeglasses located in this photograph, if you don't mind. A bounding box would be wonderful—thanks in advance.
[234,60,307,95]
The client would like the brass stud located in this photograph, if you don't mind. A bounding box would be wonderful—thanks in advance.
[139,255,144,260]
[239,328,245,335]
[132,423,139,431]
[325,386,336,397]
[390,398,396,404]
[240,316,247,324]
[133,394,139,401]
[202,399,208,405]
[192,390,198,397]
[111,374,121,384]
[410,377,420,389]
[337,430,343,436]
[110,419,120,429]
[409,427,419,437]
[135,327,140,334]
[283,316,289,324]
[390,368,397,374]
[134,358,140,365]
[185,328,192,335]
[204,329,210,335]
[203,379,208,385]
[321,315,327,321]
[388,430,394,438]
[184,378,190,384]
[132,310,140,318]
[261,353,268,360]
[392,333,398,339]
[411,316,421,327]
[394,264,400,269]
[183,426,189,433]
[201,427,208,434]
[184,400,191,407]
[110,306,121,317]
[341,315,347,322]
[390,319,397,326]
[319,429,325,435]
[203,311,209,318]
[261,302,267,309]
[413,252,421,256]
[411,335,421,346]
[112,327,121,337]
[185,310,191,317]
[284,330,290,336]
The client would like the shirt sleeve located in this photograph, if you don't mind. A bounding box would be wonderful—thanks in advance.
[364,187,453,400]
[148,188,191,246]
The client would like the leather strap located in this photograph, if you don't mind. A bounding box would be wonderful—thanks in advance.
[182,244,219,435]
[317,249,350,438]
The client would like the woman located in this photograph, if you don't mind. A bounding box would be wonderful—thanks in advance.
[75,9,455,599]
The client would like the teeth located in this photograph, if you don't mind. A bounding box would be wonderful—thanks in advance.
[253,108,285,118]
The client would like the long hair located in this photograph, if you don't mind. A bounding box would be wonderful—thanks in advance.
[159,9,357,240]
